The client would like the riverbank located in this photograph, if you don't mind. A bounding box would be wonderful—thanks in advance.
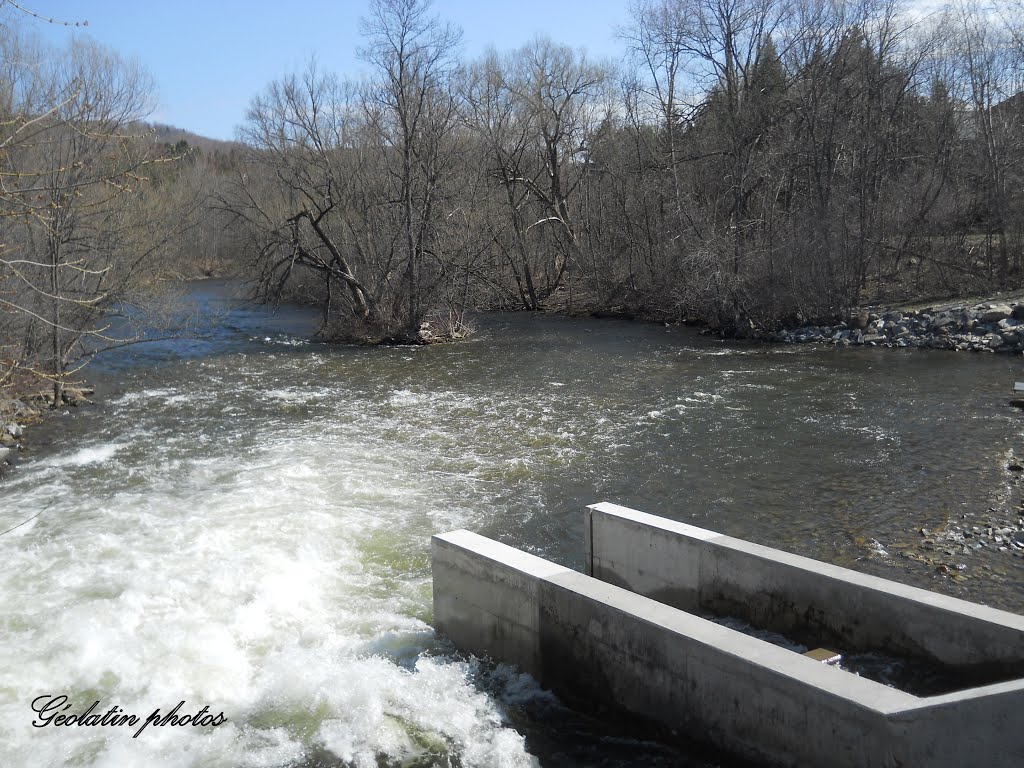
[0,385,94,474]
[721,295,1024,353]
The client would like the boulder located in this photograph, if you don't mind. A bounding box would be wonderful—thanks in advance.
[982,304,1012,322]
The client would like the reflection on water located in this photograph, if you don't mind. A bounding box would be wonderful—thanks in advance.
[1,281,1023,767]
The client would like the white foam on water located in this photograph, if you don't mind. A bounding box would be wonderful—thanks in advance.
[47,442,125,467]
[0,398,540,767]
[388,389,424,407]
[109,389,177,405]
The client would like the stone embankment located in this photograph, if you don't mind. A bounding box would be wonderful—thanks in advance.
[764,301,1024,352]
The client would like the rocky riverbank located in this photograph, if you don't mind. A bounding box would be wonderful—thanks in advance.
[0,386,94,474]
[756,300,1024,352]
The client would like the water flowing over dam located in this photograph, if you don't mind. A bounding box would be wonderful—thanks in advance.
[1,281,1023,767]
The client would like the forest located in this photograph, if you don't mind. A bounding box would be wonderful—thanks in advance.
[2,0,1024,404]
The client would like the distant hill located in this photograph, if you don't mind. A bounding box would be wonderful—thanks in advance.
[148,123,245,154]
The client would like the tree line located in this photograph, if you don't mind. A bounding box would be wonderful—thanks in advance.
[2,0,1024,408]
[220,0,1024,342]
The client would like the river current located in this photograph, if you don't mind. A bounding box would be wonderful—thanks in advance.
[2,282,1023,767]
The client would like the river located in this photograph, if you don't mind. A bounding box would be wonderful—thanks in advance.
[2,281,1023,767]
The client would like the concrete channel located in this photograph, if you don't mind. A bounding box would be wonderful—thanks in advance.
[431,502,1024,767]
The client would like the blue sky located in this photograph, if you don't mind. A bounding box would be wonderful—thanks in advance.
[26,1,631,141]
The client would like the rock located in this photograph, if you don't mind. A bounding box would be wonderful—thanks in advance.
[981,304,1012,322]
[1009,463,1024,472]
[1013,304,1024,321]
[3,423,22,438]
[0,447,9,464]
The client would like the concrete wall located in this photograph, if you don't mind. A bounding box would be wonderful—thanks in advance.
[432,530,567,678]
[586,502,1024,670]
[436,529,1024,767]
[893,679,1024,766]
[434,529,911,767]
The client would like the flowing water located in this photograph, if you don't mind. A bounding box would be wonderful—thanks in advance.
[2,281,1024,768]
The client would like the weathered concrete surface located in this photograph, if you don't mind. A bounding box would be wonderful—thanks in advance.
[433,522,1024,767]
[432,530,568,677]
[586,502,1024,670]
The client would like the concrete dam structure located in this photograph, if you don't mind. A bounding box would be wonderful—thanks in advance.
[431,502,1024,767]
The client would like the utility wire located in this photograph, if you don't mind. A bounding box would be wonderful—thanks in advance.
[0,500,54,538]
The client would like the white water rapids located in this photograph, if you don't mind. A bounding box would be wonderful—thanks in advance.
[0,375,543,767]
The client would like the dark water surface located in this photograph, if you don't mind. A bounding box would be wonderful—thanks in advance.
[2,281,1023,767]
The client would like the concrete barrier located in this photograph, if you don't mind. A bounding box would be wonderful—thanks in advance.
[433,507,1024,767]
[584,502,1024,671]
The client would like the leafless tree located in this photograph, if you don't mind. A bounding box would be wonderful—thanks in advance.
[0,28,189,404]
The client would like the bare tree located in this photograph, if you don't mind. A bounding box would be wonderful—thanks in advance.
[359,0,464,337]
[464,40,609,309]
[943,1,1023,278]
[0,30,187,405]
[233,64,379,328]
